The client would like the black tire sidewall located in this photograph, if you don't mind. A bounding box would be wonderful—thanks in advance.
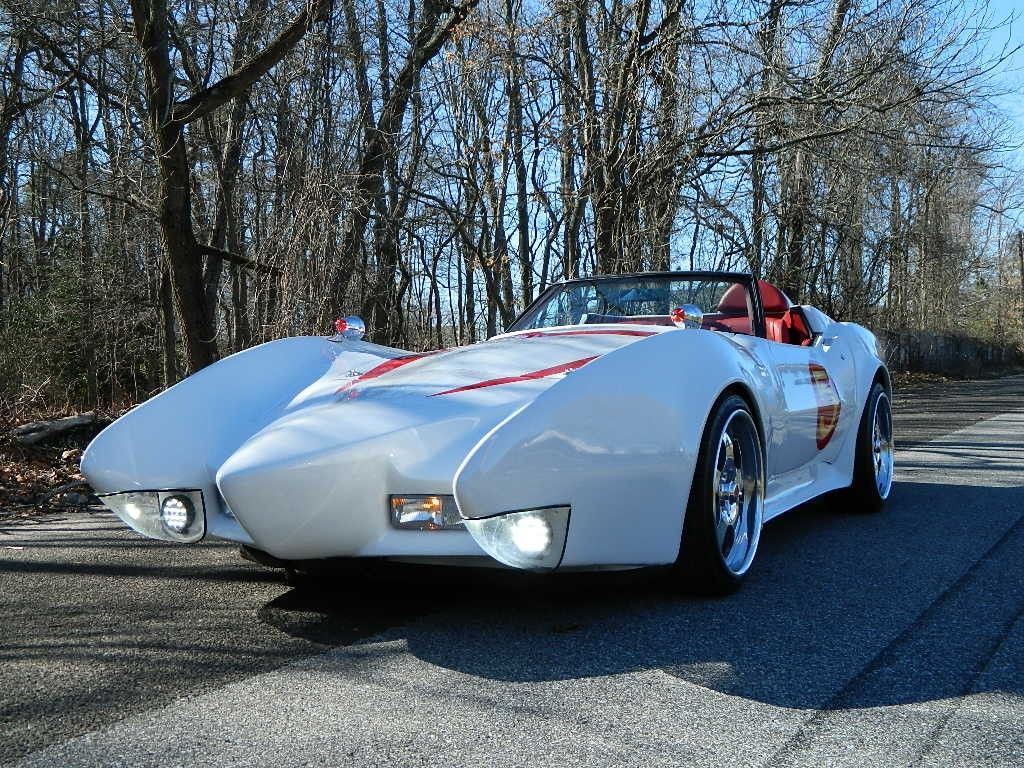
[676,394,762,593]
[850,381,890,512]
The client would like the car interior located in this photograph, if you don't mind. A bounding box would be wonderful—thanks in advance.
[608,279,813,346]
[522,275,817,347]
[705,280,814,346]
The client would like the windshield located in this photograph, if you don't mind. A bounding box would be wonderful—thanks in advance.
[510,275,754,335]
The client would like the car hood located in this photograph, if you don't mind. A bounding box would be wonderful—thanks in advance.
[297,327,661,403]
[220,325,668,476]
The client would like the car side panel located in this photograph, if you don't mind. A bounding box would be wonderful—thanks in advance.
[763,310,887,518]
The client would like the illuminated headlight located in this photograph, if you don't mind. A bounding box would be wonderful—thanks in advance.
[99,490,206,543]
[389,495,462,530]
[463,506,570,571]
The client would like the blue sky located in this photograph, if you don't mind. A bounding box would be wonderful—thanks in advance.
[973,0,1024,228]
[986,1,1023,164]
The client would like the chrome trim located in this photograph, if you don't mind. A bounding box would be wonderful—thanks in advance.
[712,410,764,576]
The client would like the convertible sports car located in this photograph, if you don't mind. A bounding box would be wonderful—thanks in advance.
[81,271,893,592]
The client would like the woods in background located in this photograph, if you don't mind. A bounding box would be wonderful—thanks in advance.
[0,0,1022,414]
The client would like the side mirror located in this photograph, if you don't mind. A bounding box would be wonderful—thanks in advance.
[670,304,704,330]
[332,316,366,340]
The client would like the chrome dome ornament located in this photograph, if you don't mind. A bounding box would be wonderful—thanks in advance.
[332,316,366,340]
[671,304,704,329]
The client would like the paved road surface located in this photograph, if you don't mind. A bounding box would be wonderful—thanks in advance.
[2,376,1022,767]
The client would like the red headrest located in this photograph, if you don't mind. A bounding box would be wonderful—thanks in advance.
[758,280,792,313]
[717,280,792,315]
[717,283,748,313]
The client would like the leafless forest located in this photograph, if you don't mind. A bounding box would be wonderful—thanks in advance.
[0,0,1022,414]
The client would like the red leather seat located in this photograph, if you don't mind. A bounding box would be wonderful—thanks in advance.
[758,281,792,343]
[713,283,755,335]
[714,280,810,344]
[758,281,792,313]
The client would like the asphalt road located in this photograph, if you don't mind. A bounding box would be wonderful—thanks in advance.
[2,376,1023,767]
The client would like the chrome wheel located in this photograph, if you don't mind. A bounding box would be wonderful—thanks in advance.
[712,409,764,576]
[871,392,894,499]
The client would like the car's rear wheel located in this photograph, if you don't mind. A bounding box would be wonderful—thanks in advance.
[674,394,765,594]
[843,381,893,512]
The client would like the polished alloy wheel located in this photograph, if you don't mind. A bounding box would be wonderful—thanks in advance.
[871,391,894,499]
[712,409,764,576]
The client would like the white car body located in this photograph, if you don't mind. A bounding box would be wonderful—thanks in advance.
[81,274,889,573]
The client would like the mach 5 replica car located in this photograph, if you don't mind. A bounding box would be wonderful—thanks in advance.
[82,271,893,592]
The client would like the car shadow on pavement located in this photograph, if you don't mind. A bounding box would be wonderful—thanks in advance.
[260,479,1024,711]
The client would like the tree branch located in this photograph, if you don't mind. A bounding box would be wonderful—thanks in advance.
[197,243,281,275]
[171,0,331,124]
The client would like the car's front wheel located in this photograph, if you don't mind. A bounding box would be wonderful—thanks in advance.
[674,394,765,594]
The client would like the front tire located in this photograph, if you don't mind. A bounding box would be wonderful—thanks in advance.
[674,394,765,594]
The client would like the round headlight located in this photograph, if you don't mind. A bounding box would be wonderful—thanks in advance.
[462,506,570,571]
[160,495,195,534]
[508,515,552,557]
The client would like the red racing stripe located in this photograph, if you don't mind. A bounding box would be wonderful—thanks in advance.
[335,353,434,394]
[431,355,599,396]
[515,329,656,339]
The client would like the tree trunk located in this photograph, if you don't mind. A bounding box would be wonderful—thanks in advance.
[129,0,329,373]
[1018,231,1023,338]
[160,262,179,387]
[505,0,532,307]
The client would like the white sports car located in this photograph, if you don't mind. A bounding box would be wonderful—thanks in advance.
[81,271,893,592]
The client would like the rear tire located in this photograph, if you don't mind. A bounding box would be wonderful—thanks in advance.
[843,381,893,513]
[674,394,765,595]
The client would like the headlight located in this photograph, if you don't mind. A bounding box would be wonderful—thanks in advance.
[100,490,206,543]
[389,495,462,530]
[463,506,570,571]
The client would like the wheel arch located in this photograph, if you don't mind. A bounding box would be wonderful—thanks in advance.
[874,365,892,396]
[714,381,768,451]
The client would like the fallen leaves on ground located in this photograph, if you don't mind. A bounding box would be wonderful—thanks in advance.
[0,415,108,520]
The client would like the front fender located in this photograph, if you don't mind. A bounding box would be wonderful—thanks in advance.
[453,330,767,568]
[80,336,407,540]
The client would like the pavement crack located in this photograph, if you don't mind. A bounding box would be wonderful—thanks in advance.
[761,510,1024,768]
[910,599,1024,768]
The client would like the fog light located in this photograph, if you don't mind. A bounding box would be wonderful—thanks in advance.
[463,506,570,571]
[160,494,195,534]
[389,495,462,530]
[99,489,206,543]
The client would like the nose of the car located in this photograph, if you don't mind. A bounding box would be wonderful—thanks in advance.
[214,399,506,560]
[80,424,123,494]
[215,405,394,559]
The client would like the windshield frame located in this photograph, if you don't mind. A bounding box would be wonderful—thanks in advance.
[507,271,766,338]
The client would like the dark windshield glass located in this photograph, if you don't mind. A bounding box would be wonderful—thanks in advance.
[510,276,753,334]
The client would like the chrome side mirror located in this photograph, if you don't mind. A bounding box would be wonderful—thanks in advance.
[670,304,703,330]
[332,315,366,340]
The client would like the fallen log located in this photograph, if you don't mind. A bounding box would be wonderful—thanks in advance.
[37,479,93,506]
[11,413,97,446]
